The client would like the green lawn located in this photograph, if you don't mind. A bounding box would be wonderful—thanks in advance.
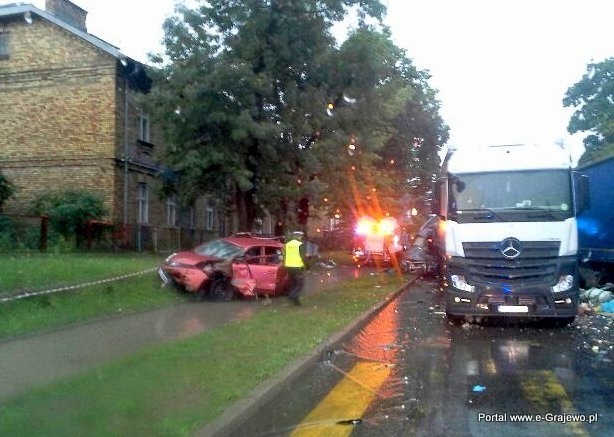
[0,252,164,295]
[0,253,185,338]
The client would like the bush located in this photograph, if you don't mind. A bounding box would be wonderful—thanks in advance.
[33,190,107,249]
[0,172,16,212]
[0,215,16,251]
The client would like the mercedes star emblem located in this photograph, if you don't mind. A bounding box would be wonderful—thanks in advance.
[500,237,522,259]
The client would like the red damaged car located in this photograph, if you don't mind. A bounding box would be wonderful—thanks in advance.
[159,234,290,301]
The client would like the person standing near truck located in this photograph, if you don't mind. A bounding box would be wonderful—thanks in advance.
[284,231,307,305]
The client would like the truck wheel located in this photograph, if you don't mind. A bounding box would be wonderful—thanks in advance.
[446,313,465,326]
[551,316,575,327]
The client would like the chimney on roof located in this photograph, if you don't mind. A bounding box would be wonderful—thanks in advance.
[45,0,87,33]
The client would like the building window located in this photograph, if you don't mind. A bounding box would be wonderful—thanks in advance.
[188,206,195,229]
[139,113,150,142]
[137,183,149,224]
[166,194,177,227]
[0,31,10,60]
[205,205,215,231]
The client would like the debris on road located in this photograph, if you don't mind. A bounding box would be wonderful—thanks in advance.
[580,283,614,314]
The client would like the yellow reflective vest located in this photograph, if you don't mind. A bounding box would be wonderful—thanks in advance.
[284,239,305,268]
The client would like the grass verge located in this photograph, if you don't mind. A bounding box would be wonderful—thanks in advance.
[0,253,186,338]
[0,273,405,436]
[0,253,163,295]
[0,272,187,338]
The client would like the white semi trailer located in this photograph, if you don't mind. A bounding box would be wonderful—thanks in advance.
[435,143,588,325]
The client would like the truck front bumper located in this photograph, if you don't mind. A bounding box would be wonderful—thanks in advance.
[445,286,578,318]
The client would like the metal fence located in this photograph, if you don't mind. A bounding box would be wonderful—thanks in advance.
[124,224,218,253]
[0,214,218,253]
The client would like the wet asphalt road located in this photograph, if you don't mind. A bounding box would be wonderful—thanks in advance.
[221,278,614,437]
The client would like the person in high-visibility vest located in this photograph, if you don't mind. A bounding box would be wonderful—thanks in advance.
[284,231,307,305]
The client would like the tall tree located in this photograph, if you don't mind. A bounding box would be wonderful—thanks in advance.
[146,0,386,231]
[563,57,614,165]
[146,0,448,234]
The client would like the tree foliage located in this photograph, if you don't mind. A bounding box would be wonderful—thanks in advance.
[146,0,447,231]
[563,57,614,165]
[313,27,448,222]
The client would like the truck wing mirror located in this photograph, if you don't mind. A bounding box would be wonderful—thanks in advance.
[432,178,448,220]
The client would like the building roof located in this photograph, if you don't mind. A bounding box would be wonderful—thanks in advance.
[0,3,123,59]
[0,2,152,92]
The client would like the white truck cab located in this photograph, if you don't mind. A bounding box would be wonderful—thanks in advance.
[436,143,585,325]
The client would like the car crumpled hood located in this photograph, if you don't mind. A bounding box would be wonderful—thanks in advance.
[166,251,222,266]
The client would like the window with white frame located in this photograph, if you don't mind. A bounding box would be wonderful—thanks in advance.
[137,183,149,224]
[166,194,177,227]
[139,113,150,142]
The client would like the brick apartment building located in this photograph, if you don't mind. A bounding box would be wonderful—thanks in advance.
[0,0,239,250]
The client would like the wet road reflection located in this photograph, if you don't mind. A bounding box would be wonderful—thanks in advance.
[228,279,614,437]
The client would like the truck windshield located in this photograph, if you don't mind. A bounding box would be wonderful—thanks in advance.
[449,169,573,221]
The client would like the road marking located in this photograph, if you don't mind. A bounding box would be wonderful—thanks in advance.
[290,361,391,436]
[521,370,588,436]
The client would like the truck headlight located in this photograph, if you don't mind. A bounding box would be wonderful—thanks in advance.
[451,274,475,292]
[551,275,574,293]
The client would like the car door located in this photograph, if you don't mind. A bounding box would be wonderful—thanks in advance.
[231,244,285,295]
[249,245,284,294]
[229,245,268,293]
[262,245,287,294]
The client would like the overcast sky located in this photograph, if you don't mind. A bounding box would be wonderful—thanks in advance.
[9,0,614,163]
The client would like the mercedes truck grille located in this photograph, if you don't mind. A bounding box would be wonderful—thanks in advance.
[462,240,560,285]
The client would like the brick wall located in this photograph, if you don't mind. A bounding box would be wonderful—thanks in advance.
[0,9,237,251]
[0,13,165,230]
[0,16,116,215]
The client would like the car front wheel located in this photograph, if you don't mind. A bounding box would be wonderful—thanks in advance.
[209,278,234,302]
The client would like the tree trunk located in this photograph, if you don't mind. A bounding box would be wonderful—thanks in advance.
[235,189,256,232]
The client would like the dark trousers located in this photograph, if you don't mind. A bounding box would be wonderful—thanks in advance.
[286,267,305,300]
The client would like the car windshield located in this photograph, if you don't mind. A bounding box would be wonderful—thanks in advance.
[193,239,244,260]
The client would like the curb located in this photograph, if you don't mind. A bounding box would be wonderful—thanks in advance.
[197,276,415,437]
